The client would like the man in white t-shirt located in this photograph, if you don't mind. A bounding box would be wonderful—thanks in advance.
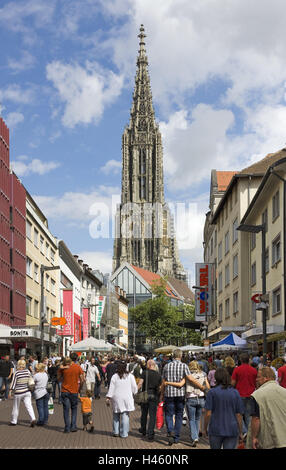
[85,358,101,396]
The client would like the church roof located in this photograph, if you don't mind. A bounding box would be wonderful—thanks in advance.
[131,265,180,300]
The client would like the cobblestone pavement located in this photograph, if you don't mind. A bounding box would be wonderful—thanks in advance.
[0,392,210,450]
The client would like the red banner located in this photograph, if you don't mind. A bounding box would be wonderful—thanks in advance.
[74,313,81,344]
[82,308,89,340]
[61,289,74,336]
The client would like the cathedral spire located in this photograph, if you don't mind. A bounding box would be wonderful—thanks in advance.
[138,24,147,63]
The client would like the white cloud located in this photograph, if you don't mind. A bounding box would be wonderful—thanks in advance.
[0,84,35,104]
[46,61,124,128]
[5,112,24,128]
[8,50,36,73]
[11,157,60,177]
[77,250,113,275]
[100,159,122,175]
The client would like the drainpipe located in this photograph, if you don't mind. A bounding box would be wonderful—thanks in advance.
[270,169,286,332]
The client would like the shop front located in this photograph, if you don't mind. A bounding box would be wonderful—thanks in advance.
[0,326,59,359]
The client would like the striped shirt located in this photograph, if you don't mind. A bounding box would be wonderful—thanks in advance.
[163,360,191,397]
[10,369,31,395]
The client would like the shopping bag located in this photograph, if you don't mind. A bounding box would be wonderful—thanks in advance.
[156,401,164,430]
[48,396,54,415]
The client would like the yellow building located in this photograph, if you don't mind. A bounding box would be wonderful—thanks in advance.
[240,153,286,355]
[204,150,286,347]
[25,192,59,346]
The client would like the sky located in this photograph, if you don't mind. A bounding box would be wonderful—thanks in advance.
[2,0,286,286]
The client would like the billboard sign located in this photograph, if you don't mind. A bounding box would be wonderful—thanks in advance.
[96,296,106,328]
[195,263,213,321]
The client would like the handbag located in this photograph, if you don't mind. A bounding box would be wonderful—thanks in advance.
[28,375,35,392]
[46,381,53,394]
[134,370,149,405]
[156,401,164,429]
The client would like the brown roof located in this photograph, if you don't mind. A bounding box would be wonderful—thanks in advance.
[131,265,179,300]
[216,171,237,191]
[239,148,286,175]
[167,277,195,303]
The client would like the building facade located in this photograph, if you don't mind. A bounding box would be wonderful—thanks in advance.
[203,149,286,353]
[113,25,186,282]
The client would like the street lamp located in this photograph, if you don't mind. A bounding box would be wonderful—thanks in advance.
[40,264,60,359]
[237,223,267,364]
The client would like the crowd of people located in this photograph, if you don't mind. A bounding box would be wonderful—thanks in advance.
[0,349,286,449]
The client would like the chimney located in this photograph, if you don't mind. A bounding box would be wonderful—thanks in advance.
[78,259,83,266]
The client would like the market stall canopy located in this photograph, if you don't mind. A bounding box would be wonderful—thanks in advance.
[154,345,181,354]
[180,344,206,352]
[210,332,248,350]
[68,337,113,352]
[113,342,127,351]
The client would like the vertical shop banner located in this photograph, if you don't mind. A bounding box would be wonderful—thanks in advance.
[82,308,89,340]
[96,296,106,328]
[195,263,213,321]
[61,289,74,336]
[74,313,81,344]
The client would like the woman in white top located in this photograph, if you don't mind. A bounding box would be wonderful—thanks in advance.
[166,360,210,447]
[106,361,138,438]
[34,363,49,426]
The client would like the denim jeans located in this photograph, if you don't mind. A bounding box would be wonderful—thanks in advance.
[113,411,130,438]
[94,381,101,398]
[186,397,205,441]
[241,397,252,434]
[164,396,185,442]
[0,377,10,399]
[36,393,49,425]
[209,435,238,449]
[140,398,158,438]
[61,392,78,432]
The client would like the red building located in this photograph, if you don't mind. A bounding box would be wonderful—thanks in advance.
[0,117,26,328]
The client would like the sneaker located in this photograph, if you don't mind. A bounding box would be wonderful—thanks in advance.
[139,428,146,436]
[30,420,36,427]
[167,434,175,446]
[190,440,197,447]
[112,434,119,437]
[9,423,16,426]
[89,426,94,433]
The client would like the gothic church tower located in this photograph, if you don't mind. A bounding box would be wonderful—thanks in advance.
[113,25,186,282]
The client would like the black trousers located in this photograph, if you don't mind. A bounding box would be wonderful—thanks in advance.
[140,399,158,438]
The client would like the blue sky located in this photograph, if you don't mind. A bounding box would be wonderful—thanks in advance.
[2,0,286,284]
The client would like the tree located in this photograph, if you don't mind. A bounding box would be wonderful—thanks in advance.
[129,278,203,347]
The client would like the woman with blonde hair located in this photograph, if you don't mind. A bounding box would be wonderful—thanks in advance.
[9,359,36,427]
[224,356,235,377]
[34,363,50,426]
[165,360,210,447]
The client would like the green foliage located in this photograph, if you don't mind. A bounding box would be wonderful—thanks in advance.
[129,279,203,347]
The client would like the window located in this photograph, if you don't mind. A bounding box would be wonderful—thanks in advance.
[51,249,55,263]
[218,242,222,263]
[34,264,39,283]
[273,287,281,315]
[46,274,50,291]
[233,254,238,279]
[225,231,229,254]
[26,220,32,240]
[251,232,256,250]
[262,208,268,232]
[218,272,222,293]
[46,243,49,259]
[218,304,223,322]
[51,278,56,295]
[40,236,44,254]
[214,230,217,247]
[272,191,279,220]
[265,248,269,273]
[233,292,238,314]
[34,229,38,247]
[225,264,230,286]
[26,257,32,277]
[34,300,39,319]
[26,296,32,316]
[251,262,256,286]
[233,218,238,244]
[272,234,281,265]
[225,298,230,318]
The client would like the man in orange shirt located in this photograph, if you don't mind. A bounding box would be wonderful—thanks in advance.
[57,353,85,433]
